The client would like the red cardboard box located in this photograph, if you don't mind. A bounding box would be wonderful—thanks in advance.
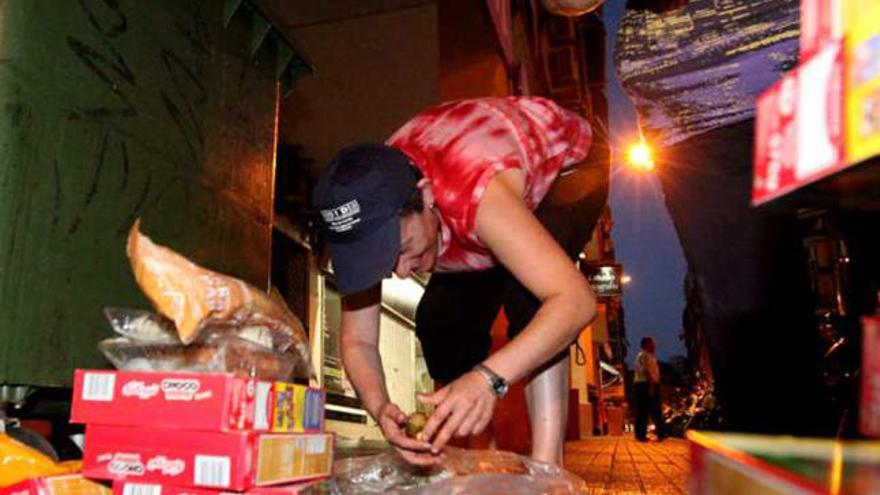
[753,41,846,205]
[71,370,324,433]
[1,475,111,495]
[71,370,255,432]
[800,0,844,62]
[861,316,880,437]
[112,480,325,495]
[82,425,333,491]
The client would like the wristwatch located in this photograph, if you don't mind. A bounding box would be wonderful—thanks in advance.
[473,363,509,397]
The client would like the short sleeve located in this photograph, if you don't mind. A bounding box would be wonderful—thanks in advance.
[457,158,525,249]
[554,105,593,168]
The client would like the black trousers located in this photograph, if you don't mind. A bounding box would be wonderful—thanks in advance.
[634,382,664,440]
[658,120,834,435]
[416,164,609,384]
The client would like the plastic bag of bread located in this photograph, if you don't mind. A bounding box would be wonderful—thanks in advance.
[329,448,588,494]
[99,308,306,380]
[98,336,299,380]
[125,221,312,377]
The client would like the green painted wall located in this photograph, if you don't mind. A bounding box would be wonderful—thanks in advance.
[0,0,283,386]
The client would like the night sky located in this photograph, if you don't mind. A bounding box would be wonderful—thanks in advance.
[604,3,688,363]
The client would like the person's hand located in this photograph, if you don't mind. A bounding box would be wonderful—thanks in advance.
[376,402,442,466]
[418,370,497,454]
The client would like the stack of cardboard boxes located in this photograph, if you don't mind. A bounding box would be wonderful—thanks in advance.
[752,0,880,205]
[70,370,331,494]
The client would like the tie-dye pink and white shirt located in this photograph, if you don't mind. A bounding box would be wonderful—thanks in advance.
[387,96,592,272]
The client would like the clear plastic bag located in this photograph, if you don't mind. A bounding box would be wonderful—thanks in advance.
[99,307,310,380]
[327,448,588,495]
[104,307,178,344]
[98,334,301,380]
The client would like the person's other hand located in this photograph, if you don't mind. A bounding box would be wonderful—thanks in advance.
[418,371,497,454]
[376,402,442,466]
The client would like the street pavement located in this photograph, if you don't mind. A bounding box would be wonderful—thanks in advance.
[564,436,690,494]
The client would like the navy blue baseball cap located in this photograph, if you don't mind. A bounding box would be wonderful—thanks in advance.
[312,143,421,295]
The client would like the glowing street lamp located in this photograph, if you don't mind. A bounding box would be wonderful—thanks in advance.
[621,274,632,285]
[626,140,655,172]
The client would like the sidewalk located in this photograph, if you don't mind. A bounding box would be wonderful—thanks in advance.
[564,436,690,494]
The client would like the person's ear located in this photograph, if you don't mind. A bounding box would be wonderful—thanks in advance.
[417,178,435,209]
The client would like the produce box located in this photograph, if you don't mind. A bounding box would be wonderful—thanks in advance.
[1,475,111,495]
[863,317,880,438]
[688,431,880,494]
[752,41,846,205]
[112,480,325,495]
[71,370,324,433]
[82,425,333,491]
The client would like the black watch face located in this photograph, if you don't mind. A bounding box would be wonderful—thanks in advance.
[493,379,508,396]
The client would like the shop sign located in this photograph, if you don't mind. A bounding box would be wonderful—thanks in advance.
[581,263,622,297]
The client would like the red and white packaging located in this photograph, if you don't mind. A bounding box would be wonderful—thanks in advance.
[1,475,111,495]
[753,41,847,205]
[800,0,845,62]
[82,425,334,491]
[71,370,257,432]
[71,370,324,433]
[861,316,880,438]
[112,480,325,495]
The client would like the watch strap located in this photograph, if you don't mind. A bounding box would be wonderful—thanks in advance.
[473,363,508,396]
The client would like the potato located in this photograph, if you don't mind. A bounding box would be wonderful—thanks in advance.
[405,412,430,439]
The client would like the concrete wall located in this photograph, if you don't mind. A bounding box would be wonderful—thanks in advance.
[280,4,439,175]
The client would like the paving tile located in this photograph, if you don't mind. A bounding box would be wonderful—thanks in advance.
[565,436,689,494]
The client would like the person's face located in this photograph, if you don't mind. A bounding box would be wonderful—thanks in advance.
[394,209,438,278]
[646,339,656,354]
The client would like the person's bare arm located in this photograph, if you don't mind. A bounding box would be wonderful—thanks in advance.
[477,172,597,382]
[340,286,389,417]
[420,170,597,450]
[341,286,439,465]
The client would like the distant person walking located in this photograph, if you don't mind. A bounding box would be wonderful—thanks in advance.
[634,337,665,441]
